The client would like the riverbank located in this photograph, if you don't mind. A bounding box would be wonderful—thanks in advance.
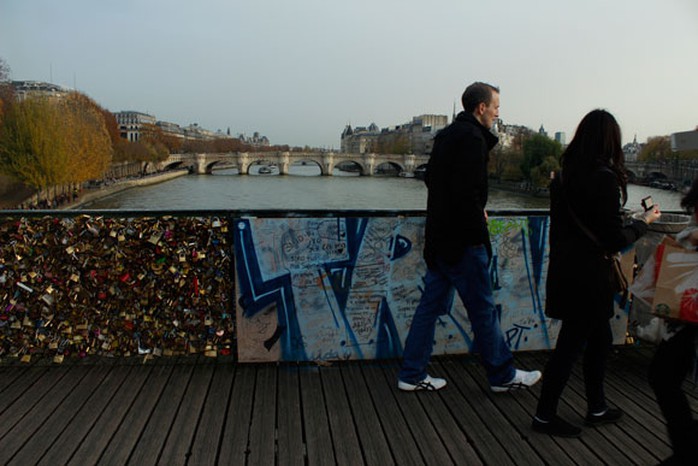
[0,170,189,210]
[67,169,189,209]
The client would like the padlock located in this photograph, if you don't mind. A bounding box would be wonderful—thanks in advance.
[148,232,162,245]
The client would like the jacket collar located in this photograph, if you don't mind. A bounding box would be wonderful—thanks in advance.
[456,111,499,150]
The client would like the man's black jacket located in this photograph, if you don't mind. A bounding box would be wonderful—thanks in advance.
[423,111,499,268]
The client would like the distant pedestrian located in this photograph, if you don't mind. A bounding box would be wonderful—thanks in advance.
[532,109,661,437]
[397,82,542,393]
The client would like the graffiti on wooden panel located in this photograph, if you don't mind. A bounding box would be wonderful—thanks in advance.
[233,216,629,362]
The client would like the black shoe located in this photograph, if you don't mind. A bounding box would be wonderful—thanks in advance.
[657,455,682,465]
[585,408,623,426]
[532,416,582,438]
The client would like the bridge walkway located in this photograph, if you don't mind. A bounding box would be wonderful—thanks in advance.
[0,344,694,465]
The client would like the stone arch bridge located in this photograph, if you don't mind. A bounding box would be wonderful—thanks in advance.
[625,160,698,187]
[161,152,431,176]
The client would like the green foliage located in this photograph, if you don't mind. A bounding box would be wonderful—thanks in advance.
[521,134,562,185]
[531,156,560,188]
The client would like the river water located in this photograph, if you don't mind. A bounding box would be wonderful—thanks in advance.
[81,165,685,212]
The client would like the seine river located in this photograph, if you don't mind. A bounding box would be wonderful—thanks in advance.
[81,165,685,212]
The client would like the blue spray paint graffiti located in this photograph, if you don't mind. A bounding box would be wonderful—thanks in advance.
[375,297,402,358]
[233,215,602,362]
[390,234,412,261]
[520,216,550,348]
[319,218,369,358]
[234,219,308,360]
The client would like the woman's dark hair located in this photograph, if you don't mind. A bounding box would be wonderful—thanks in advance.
[461,82,499,113]
[561,109,628,204]
[681,177,698,213]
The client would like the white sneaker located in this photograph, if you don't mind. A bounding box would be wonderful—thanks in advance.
[398,375,447,392]
[491,369,542,393]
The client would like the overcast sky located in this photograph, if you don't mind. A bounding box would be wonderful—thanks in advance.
[1,0,697,149]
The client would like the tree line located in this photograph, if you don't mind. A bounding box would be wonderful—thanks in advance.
[635,136,698,165]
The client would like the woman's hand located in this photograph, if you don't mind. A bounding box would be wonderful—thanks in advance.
[642,204,662,224]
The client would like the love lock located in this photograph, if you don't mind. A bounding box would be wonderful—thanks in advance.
[211,217,221,228]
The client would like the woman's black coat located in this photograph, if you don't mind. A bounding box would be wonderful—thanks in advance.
[545,167,648,320]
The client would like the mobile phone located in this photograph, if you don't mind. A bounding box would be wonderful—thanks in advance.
[641,196,654,212]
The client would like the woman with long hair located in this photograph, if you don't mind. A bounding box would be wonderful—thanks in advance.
[532,109,661,437]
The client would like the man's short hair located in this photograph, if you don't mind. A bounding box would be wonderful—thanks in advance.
[461,82,499,113]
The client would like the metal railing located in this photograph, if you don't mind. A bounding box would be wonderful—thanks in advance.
[0,208,675,365]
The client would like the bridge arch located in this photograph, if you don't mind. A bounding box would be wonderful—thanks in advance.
[374,161,404,176]
[204,159,237,174]
[288,159,324,176]
[247,159,279,175]
[646,171,668,181]
[163,160,192,173]
[333,160,365,176]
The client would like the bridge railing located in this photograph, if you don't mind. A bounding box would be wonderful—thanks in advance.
[0,208,669,364]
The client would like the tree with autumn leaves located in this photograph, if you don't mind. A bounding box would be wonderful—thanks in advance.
[638,135,698,162]
[0,90,113,199]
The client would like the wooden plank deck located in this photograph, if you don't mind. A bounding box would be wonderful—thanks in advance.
[0,345,696,465]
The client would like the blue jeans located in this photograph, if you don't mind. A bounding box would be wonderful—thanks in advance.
[398,245,515,386]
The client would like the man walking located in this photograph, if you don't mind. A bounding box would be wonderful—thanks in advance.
[397,82,542,392]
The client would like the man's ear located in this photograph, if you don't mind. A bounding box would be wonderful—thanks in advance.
[475,102,486,116]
